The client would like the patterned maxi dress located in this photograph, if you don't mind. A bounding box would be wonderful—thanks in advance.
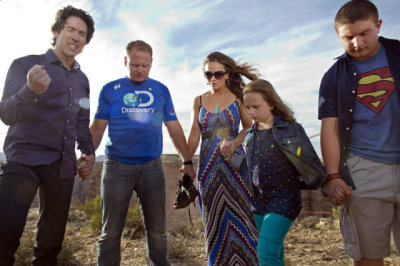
[197,99,259,266]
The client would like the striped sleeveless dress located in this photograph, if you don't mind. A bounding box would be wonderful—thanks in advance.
[197,98,258,266]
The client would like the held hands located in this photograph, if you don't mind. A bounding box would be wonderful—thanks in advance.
[76,154,95,180]
[219,138,235,161]
[27,65,51,95]
[179,164,196,180]
[327,178,352,206]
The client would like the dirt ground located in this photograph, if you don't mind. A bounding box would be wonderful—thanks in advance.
[15,208,399,266]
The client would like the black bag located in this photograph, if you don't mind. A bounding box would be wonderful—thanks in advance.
[173,174,199,209]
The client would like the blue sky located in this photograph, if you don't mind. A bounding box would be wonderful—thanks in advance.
[0,0,399,155]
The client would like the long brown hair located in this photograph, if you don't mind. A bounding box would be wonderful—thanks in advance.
[203,52,260,101]
[243,79,296,123]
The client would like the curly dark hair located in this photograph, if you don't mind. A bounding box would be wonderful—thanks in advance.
[243,79,296,123]
[202,52,260,101]
[51,5,95,46]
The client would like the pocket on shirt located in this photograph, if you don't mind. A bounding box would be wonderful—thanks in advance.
[279,136,300,153]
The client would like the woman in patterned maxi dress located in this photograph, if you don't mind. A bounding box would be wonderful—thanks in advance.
[186,52,260,266]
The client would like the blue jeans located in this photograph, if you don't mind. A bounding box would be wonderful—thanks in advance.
[97,157,170,266]
[0,160,74,266]
[253,213,293,266]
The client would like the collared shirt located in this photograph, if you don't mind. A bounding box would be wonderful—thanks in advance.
[318,37,400,187]
[0,49,94,178]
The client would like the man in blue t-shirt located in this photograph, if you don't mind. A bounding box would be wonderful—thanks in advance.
[318,1,400,265]
[90,40,195,266]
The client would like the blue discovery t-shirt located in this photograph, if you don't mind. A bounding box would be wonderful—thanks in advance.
[349,45,400,164]
[95,77,178,163]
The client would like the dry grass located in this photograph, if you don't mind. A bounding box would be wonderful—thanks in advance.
[14,206,400,266]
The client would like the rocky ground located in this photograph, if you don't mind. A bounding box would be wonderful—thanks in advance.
[15,207,399,266]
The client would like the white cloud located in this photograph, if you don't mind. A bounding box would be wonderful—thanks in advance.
[1,0,400,158]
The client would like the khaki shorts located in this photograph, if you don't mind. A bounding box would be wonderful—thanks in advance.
[341,153,400,261]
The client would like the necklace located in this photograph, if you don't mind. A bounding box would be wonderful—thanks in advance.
[214,107,219,114]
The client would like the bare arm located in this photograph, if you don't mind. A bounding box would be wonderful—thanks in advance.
[187,96,201,159]
[321,117,351,205]
[165,119,196,178]
[235,98,253,147]
[220,99,252,156]
[321,117,340,174]
[89,119,109,151]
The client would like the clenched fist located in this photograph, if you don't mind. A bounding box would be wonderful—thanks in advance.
[27,65,51,95]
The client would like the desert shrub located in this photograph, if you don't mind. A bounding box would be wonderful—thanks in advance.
[168,237,188,260]
[90,211,103,234]
[57,235,81,266]
[83,196,144,235]
[297,215,320,229]
[15,232,81,266]
[81,195,102,219]
[81,195,103,233]
[123,204,145,239]
[15,234,34,266]
[125,204,143,227]
[172,223,198,238]
[193,218,204,232]
[332,206,340,220]
[67,208,82,222]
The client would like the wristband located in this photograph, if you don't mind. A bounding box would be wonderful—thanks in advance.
[183,160,193,165]
[324,173,342,185]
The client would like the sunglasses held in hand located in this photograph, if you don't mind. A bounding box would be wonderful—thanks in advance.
[204,71,226,80]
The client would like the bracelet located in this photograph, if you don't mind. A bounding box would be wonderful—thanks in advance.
[183,160,193,165]
[324,173,342,184]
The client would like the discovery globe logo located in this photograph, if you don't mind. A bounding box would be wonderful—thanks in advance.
[123,93,140,107]
[123,91,154,107]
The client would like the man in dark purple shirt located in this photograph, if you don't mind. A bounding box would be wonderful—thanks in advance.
[0,6,95,265]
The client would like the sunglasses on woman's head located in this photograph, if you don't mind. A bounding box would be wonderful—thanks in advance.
[204,71,226,80]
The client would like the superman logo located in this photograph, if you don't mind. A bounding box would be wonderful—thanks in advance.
[356,67,395,114]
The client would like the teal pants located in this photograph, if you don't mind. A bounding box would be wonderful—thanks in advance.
[253,213,293,266]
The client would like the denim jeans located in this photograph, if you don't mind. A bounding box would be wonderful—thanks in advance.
[98,157,170,266]
[0,160,74,266]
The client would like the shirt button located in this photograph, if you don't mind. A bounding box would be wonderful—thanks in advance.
[352,90,356,94]
[344,163,347,166]
[69,88,72,91]
[66,120,69,123]
[346,127,350,130]
[34,99,38,102]
[343,146,346,150]
[349,109,353,112]
[64,136,67,139]
[353,72,357,76]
